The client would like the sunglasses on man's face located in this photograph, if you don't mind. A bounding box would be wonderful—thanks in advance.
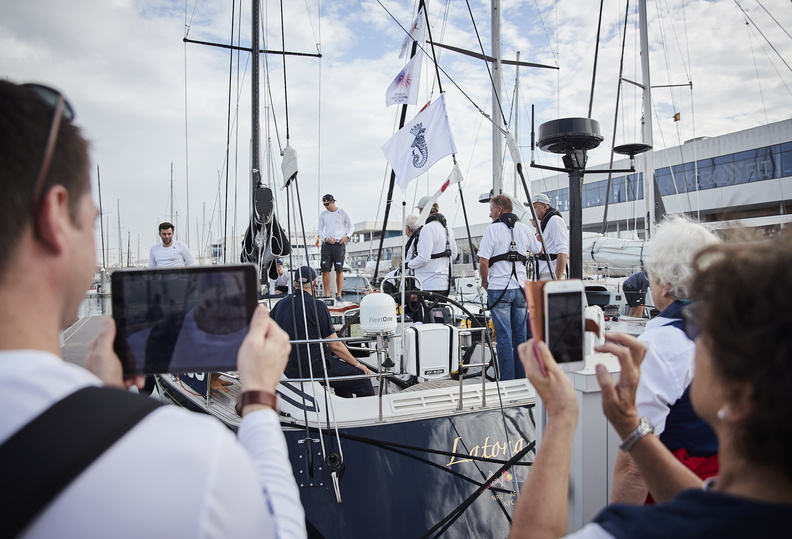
[21,83,76,211]
[323,201,331,206]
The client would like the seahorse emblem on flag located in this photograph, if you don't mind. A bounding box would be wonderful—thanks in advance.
[410,123,428,168]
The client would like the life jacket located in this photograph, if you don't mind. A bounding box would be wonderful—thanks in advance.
[538,208,562,261]
[488,213,528,266]
[409,213,452,260]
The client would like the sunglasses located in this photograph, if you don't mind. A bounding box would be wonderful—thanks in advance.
[322,201,331,206]
[22,83,76,211]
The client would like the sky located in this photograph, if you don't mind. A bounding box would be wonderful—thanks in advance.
[3,0,791,266]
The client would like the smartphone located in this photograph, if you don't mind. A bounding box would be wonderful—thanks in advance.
[112,264,258,375]
[543,280,586,372]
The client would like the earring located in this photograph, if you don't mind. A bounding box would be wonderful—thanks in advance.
[717,408,727,420]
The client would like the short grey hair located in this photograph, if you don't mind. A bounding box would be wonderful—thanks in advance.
[646,215,721,299]
[405,214,419,233]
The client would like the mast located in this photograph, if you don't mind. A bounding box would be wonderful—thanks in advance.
[251,0,261,194]
[96,165,107,270]
[638,0,655,238]
[491,0,503,196]
[513,51,520,196]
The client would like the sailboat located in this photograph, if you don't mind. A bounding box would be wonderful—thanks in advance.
[152,1,543,537]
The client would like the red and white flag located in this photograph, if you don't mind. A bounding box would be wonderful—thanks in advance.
[399,8,426,59]
[381,94,457,192]
[417,165,465,225]
[386,50,423,107]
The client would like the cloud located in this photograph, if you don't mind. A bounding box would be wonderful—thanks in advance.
[2,0,790,265]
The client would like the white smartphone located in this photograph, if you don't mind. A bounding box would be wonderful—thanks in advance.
[543,279,586,372]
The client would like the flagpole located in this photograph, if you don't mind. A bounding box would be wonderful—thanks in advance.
[373,3,425,284]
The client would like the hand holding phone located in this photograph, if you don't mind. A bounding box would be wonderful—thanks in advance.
[543,280,586,372]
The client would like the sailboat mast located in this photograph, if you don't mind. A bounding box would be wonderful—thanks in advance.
[639,0,655,238]
[251,0,261,193]
[491,0,503,196]
[97,165,107,270]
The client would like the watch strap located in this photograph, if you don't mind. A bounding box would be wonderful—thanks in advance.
[619,417,654,452]
[235,390,278,416]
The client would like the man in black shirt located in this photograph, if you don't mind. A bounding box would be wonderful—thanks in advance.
[270,266,374,397]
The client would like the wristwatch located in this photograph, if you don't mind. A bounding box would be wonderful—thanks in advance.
[235,390,279,416]
[619,417,654,452]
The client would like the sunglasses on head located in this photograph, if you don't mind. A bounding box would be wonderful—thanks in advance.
[22,83,76,211]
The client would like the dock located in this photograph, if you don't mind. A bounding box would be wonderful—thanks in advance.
[61,315,110,367]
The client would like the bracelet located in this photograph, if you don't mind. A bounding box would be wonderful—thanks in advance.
[619,417,654,452]
[356,361,361,368]
[235,390,279,416]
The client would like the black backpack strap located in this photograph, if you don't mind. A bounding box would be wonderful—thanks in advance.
[0,386,163,537]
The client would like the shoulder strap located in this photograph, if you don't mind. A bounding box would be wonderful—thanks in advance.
[0,386,163,537]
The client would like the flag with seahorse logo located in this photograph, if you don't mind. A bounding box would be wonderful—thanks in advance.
[381,94,457,192]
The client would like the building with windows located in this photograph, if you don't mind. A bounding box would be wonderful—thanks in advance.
[345,119,792,280]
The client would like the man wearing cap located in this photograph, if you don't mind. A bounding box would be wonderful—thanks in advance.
[318,194,354,302]
[270,267,374,398]
[407,197,458,306]
[531,193,568,280]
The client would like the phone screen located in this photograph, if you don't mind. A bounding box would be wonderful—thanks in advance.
[111,265,258,375]
[545,291,584,366]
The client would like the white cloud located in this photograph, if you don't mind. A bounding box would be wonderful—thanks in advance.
[2,0,790,265]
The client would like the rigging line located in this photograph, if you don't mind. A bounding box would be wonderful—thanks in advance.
[375,0,509,137]
[232,2,244,263]
[279,0,291,141]
[601,0,632,235]
[744,16,771,127]
[183,27,191,249]
[733,0,792,73]
[588,0,606,118]
[293,178,346,460]
[421,442,536,538]
[755,0,792,41]
[422,1,444,95]
[222,0,238,265]
[183,0,199,38]
[463,0,507,126]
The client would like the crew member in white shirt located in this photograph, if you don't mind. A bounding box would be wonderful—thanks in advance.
[148,221,195,267]
[530,193,568,280]
[407,197,458,302]
[318,194,354,301]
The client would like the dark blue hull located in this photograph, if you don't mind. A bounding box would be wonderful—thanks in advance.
[283,405,535,538]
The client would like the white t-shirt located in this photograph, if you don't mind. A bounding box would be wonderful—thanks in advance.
[318,208,354,242]
[407,220,458,292]
[0,350,305,539]
[148,240,195,267]
[478,221,540,290]
[534,214,569,278]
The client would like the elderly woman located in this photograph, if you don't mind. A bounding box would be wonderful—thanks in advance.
[610,216,721,504]
[510,233,792,537]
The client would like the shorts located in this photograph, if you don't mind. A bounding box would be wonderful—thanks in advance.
[623,283,646,307]
[320,242,346,272]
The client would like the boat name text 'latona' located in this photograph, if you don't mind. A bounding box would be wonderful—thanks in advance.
[447,436,526,466]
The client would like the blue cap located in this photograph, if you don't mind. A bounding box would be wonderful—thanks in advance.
[293,266,317,283]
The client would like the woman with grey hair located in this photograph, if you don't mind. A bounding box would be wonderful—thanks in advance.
[610,215,721,504]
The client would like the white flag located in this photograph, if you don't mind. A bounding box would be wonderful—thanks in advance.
[417,165,465,225]
[381,94,457,192]
[386,50,423,107]
[399,8,426,59]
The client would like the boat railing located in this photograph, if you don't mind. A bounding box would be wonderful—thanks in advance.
[284,326,496,413]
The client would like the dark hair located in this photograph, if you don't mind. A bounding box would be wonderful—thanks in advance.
[490,194,513,213]
[159,222,175,232]
[691,232,792,482]
[0,81,90,277]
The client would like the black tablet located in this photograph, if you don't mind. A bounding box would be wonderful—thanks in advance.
[111,264,258,375]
